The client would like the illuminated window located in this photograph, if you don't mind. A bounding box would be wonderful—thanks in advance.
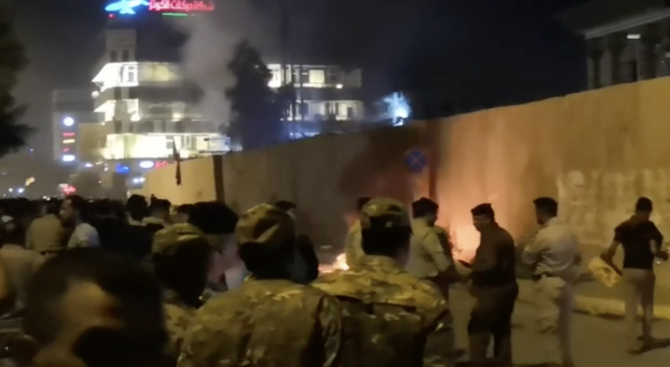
[62,139,76,144]
[62,132,75,137]
[62,155,75,162]
[309,70,325,85]
[122,64,138,84]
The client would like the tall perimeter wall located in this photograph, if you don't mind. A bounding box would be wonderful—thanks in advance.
[142,78,670,263]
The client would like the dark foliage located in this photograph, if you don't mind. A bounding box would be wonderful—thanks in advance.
[225,40,293,150]
[0,0,32,157]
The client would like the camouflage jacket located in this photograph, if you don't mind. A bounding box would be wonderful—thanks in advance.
[313,255,456,367]
[163,290,197,359]
[177,279,342,367]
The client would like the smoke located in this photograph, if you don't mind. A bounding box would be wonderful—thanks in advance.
[179,1,273,133]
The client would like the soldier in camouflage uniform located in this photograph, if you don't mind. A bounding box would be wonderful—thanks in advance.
[177,204,343,367]
[313,197,456,367]
[152,223,213,359]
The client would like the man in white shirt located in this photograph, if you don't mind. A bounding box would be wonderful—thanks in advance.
[405,197,454,299]
[60,195,100,249]
[522,197,581,367]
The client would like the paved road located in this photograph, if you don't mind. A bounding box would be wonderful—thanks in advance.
[450,289,670,366]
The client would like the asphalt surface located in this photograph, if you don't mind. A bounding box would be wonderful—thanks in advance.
[449,289,670,366]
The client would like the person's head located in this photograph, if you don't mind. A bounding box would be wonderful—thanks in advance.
[126,195,148,222]
[359,198,412,266]
[635,197,653,221]
[95,199,116,219]
[1,219,25,246]
[189,202,239,283]
[471,203,495,232]
[174,204,192,224]
[45,200,61,216]
[533,197,558,225]
[60,195,88,226]
[235,204,300,281]
[357,197,371,215]
[149,198,171,220]
[411,197,439,224]
[23,248,167,367]
[152,224,213,306]
[274,200,297,217]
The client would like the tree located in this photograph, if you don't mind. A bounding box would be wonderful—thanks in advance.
[0,0,31,157]
[225,40,293,150]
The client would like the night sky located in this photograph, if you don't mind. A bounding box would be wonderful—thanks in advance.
[12,0,587,161]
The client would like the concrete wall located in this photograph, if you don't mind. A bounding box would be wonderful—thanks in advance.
[141,156,218,205]
[143,77,670,262]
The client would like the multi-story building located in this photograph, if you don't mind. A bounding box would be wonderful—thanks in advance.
[98,0,365,149]
[95,3,222,192]
[558,0,670,90]
[268,63,364,123]
[51,89,100,166]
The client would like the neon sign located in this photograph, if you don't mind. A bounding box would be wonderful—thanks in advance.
[154,160,169,169]
[105,0,214,14]
[149,0,214,12]
[105,0,150,14]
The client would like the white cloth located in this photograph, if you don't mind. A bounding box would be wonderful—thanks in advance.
[67,223,100,249]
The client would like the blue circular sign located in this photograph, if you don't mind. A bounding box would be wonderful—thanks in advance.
[404,148,427,173]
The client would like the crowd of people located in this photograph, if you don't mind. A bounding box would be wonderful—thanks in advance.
[0,193,663,367]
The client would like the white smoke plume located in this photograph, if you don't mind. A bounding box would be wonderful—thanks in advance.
[179,1,274,134]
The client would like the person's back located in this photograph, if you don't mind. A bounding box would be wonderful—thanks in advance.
[178,204,341,367]
[0,220,44,319]
[0,246,43,319]
[314,198,454,367]
[314,257,451,367]
[25,211,64,256]
[185,279,339,366]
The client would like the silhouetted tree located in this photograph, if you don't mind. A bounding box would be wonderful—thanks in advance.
[0,0,31,157]
[226,40,293,150]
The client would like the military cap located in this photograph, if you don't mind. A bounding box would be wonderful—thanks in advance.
[152,223,208,256]
[360,197,410,229]
[235,204,295,248]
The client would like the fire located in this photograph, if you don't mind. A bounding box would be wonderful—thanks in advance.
[319,253,349,273]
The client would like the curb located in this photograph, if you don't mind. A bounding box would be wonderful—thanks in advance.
[516,282,670,320]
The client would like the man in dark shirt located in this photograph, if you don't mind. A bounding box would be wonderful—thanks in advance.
[603,197,668,354]
[467,203,518,367]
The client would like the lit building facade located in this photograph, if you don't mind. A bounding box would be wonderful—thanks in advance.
[92,28,221,162]
[558,0,670,90]
[93,2,220,194]
[51,90,100,165]
[267,64,364,138]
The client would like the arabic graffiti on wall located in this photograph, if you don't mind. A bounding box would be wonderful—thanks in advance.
[557,169,670,246]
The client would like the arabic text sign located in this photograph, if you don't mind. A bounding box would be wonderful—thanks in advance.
[105,0,214,15]
[149,0,215,12]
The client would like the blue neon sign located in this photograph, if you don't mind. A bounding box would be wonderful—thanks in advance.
[105,0,150,14]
